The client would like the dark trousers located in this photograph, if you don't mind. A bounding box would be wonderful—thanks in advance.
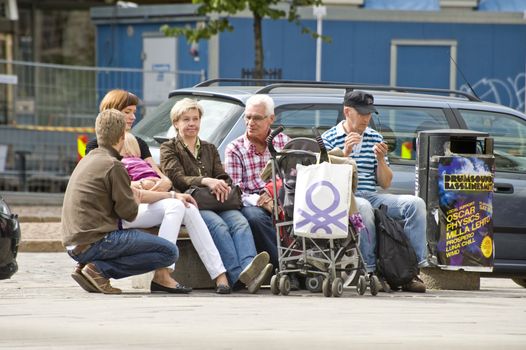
[240,206,279,268]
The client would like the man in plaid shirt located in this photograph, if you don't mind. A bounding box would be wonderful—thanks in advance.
[225,94,290,268]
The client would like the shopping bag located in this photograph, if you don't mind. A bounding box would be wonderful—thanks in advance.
[293,162,353,239]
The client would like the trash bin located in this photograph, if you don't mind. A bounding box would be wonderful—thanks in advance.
[416,129,495,272]
[0,196,20,279]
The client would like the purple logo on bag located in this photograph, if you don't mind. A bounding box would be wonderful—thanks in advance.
[296,181,347,234]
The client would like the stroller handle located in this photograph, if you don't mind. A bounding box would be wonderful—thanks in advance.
[267,125,284,156]
[312,127,330,163]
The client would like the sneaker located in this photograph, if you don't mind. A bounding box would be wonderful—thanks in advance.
[81,263,122,294]
[401,276,426,293]
[369,272,385,293]
[247,263,273,294]
[305,251,327,271]
[239,252,270,285]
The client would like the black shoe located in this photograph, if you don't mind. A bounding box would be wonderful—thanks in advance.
[215,284,231,294]
[232,280,244,292]
[150,281,192,294]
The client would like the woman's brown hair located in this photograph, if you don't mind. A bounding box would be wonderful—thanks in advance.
[99,89,140,112]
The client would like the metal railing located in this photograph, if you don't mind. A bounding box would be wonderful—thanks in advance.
[0,59,206,127]
[0,60,206,193]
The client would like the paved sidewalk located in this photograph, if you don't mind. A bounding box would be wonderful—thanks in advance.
[0,252,525,349]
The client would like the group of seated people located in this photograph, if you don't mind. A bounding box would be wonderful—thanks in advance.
[61,88,429,295]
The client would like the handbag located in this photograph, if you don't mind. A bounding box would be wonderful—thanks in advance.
[185,185,242,212]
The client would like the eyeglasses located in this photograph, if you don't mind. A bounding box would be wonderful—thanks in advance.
[244,114,268,122]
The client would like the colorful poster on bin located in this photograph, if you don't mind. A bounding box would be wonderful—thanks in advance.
[437,156,495,271]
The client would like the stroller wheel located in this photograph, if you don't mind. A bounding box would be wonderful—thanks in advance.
[322,278,332,297]
[332,277,343,297]
[357,275,367,295]
[306,276,323,293]
[279,275,291,296]
[270,275,280,295]
[340,247,360,286]
[370,275,380,296]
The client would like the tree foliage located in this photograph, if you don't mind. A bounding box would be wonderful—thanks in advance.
[162,0,329,79]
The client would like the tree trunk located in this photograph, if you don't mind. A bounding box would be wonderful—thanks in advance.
[253,13,264,80]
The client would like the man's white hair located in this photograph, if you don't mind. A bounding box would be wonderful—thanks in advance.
[245,94,275,116]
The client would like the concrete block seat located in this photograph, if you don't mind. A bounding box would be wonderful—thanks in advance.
[131,226,215,290]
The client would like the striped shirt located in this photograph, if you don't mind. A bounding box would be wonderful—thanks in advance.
[322,121,388,192]
[225,131,290,195]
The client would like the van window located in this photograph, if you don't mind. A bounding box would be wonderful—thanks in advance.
[459,110,526,173]
[274,104,342,138]
[373,106,449,162]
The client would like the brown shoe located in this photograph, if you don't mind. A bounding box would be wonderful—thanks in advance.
[71,264,98,293]
[81,263,122,294]
[402,276,426,293]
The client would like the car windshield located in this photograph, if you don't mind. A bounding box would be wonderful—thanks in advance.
[133,95,245,147]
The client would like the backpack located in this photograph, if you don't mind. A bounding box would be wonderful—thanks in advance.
[375,204,418,288]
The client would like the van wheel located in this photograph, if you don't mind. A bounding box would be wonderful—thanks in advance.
[512,278,526,288]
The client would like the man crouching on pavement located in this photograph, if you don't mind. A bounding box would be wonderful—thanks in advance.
[61,109,178,294]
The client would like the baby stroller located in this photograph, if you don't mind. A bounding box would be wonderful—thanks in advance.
[265,127,379,297]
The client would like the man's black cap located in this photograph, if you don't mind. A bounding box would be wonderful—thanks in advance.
[343,90,378,115]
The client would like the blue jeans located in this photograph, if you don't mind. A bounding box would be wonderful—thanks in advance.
[240,206,278,268]
[355,191,428,273]
[200,209,257,285]
[67,229,178,279]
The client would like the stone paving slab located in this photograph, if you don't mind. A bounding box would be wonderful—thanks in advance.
[19,221,63,252]
[20,222,62,241]
[11,205,62,222]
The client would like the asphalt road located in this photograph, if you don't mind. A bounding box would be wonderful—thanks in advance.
[0,252,525,349]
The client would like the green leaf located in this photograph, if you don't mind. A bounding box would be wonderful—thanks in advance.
[161,0,332,70]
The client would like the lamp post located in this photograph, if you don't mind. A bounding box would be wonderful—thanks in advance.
[313,5,326,82]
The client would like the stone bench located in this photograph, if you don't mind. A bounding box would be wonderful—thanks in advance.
[420,267,480,290]
[131,227,215,290]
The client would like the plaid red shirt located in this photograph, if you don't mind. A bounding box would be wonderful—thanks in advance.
[225,131,290,195]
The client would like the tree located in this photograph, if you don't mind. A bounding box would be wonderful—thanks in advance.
[162,0,328,79]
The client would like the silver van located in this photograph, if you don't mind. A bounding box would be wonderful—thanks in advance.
[133,80,526,287]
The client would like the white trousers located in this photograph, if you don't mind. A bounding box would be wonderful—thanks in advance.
[123,198,226,280]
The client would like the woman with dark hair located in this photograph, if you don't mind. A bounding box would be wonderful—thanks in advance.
[86,89,172,192]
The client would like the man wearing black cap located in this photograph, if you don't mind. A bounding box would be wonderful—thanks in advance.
[322,90,428,293]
